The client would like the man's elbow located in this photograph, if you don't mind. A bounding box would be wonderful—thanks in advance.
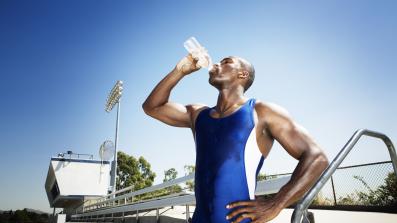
[142,101,154,116]
[314,149,329,171]
[303,145,329,170]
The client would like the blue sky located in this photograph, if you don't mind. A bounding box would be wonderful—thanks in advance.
[0,0,396,213]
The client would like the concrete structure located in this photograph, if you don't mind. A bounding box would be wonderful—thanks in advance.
[45,155,111,217]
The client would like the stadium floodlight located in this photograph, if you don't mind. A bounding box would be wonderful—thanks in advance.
[105,80,123,195]
[106,80,123,112]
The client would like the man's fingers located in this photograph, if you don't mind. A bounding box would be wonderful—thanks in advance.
[226,206,255,221]
[232,213,256,223]
[187,53,200,68]
[227,201,256,209]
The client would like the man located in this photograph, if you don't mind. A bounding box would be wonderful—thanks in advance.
[142,54,329,223]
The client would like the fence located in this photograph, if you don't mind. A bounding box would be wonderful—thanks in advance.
[313,160,397,213]
[269,161,396,213]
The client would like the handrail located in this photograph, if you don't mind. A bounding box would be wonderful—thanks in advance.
[291,129,397,223]
[71,175,292,219]
[79,172,195,212]
[78,173,292,214]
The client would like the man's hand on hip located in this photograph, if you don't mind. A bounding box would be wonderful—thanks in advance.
[226,196,283,223]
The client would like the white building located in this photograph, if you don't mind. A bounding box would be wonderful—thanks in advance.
[45,152,111,219]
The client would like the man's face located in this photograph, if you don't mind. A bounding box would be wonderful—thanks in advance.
[208,57,242,88]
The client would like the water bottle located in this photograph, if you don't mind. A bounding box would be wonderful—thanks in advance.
[184,37,213,69]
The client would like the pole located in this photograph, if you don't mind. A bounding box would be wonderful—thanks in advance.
[330,176,337,205]
[52,207,56,223]
[186,205,190,222]
[111,100,121,195]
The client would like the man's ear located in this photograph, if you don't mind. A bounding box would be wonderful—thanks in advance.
[238,70,249,79]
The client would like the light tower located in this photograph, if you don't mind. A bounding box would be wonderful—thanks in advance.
[105,80,123,194]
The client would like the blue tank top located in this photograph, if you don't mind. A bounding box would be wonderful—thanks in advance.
[192,98,265,223]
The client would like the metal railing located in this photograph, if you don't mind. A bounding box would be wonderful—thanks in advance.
[75,172,196,213]
[71,173,292,221]
[56,151,94,160]
[291,129,397,223]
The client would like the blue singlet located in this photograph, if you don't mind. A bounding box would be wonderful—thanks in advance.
[192,98,265,223]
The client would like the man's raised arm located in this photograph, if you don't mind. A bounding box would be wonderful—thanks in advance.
[142,54,202,128]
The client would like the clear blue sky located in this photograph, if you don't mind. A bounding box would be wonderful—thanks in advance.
[0,0,396,213]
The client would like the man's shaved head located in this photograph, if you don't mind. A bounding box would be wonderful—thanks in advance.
[230,56,255,91]
[209,56,255,92]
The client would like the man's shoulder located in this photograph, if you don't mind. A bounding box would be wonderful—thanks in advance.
[187,103,210,130]
[254,99,291,119]
[186,103,210,118]
[186,103,209,112]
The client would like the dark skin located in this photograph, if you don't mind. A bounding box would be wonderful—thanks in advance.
[142,54,329,222]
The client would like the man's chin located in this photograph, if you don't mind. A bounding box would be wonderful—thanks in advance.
[208,78,216,87]
[209,78,222,88]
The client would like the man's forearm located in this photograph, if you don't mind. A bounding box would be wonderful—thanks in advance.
[274,149,328,208]
[142,67,184,110]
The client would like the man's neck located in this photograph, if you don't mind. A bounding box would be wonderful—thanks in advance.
[215,87,247,114]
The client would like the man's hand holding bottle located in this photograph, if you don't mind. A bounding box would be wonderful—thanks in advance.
[175,53,202,75]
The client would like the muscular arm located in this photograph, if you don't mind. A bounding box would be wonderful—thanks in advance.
[142,54,204,128]
[258,102,329,209]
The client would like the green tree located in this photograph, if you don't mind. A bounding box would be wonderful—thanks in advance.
[116,151,156,191]
[133,167,184,201]
[337,193,359,205]
[163,168,178,182]
[355,172,397,206]
[10,209,30,223]
[163,168,182,194]
[184,164,195,191]
[311,192,333,206]
[0,210,11,223]
[379,172,397,204]
[0,209,49,223]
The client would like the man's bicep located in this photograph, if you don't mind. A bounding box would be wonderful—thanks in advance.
[265,104,317,160]
[146,102,192,128]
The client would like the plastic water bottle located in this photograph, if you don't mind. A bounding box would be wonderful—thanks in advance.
[184,37,213,69]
